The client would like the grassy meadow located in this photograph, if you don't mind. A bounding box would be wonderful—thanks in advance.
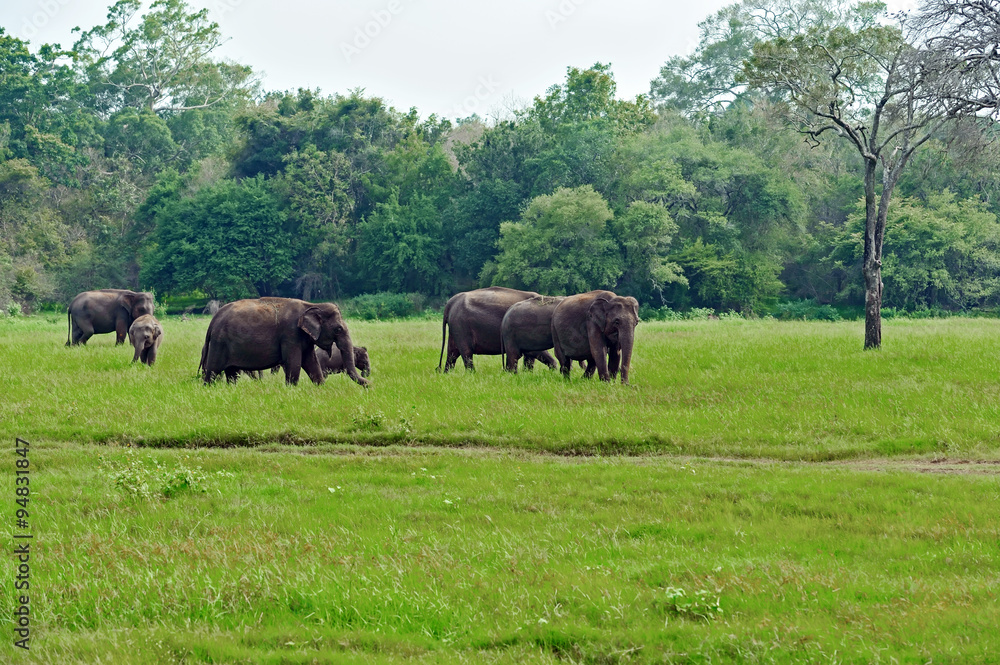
[3,314,1000,458]
[2,314,1000,662]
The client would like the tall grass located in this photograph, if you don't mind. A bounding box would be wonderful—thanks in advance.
[3,315,1000,459]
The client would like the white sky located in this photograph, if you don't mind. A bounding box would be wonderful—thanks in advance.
[2,0,916,121]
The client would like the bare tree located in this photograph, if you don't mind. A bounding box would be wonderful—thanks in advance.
[744,3,1000,348]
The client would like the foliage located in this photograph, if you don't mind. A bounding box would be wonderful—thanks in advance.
[827,192,1000,310]
[658,587,724,620]
[649,0,884,116]
[357,194,445,295]
[769,299,842,321]
[671,239,783,313]
[339,292,420,320]
[73,0,255,114]
[99,448,212,501]
[141,175,292,299]
[2,0,1000,322]
[491,185,622,295]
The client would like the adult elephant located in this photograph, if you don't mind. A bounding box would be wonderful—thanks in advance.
[500,296,566,373]
[66,289,155,346]
[551,290,639,384]
[438,287,557,372]
[200,297,368,386]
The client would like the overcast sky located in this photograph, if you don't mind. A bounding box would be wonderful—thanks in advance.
[2,0,915,121]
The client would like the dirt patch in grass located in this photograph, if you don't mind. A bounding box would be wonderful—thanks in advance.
[828,457,1000,475]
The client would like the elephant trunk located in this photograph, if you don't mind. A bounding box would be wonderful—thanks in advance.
[618,326,635,385]
[335,332,368,387]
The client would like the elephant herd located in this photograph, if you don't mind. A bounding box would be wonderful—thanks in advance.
[65,286,638,387]
[66,289,162,365]
[440,287,639,385]
[66,290,370,386]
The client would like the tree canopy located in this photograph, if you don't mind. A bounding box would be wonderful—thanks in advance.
[1,0,998,329]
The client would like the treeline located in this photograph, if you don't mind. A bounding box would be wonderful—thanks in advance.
[3,0,1000,315]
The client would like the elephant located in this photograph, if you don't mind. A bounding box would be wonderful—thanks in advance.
[438,287,557,372]
[500,296,566,373]
[199,297,368,386]
[128,314,163,366]
[248,346,371,380]
[551,290,639,384]
[66,289,155,346]
[317,346,372,378]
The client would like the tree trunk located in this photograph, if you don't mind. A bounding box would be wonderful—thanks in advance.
[862,159,901,350]
[863,260,882,349]
[862,158,881,349]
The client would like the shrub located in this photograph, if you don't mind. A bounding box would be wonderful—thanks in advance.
[99,449,220,501]
[638,305,684,321]
[341,292,417,320]
[770,299,842,321]
[657,587,723,620]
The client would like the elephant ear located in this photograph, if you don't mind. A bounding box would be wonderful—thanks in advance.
[588,297,612,330]
[298,307,323,342]
[624,297,639,321]
[119,292,137,316]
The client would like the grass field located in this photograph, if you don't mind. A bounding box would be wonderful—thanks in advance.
[2,314,1000,662]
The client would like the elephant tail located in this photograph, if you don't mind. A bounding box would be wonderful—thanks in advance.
[438,313,448,372]
[198,327,211,374]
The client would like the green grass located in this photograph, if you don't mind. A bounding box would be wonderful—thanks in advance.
[4,315,1000,459]
[2,444,999,663]
[2,315,1000,662]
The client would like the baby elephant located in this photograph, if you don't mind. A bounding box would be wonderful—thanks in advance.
[316,346,371,378]
[128,314,163,366]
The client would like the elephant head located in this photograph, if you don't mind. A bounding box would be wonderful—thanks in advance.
[355,347,372,377]
[121,291,155,321]
[298,303,368,386]
[588,295,639,384]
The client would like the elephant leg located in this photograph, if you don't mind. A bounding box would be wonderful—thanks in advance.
[282,345,303,385]
[582,359,596,379]
[204,343,227,384]
[462,354,475,371]
[74,319,94,345]
[302,348,325,386]
[588,329,611,381]
[444,340,460,373]
[537,351,558,369]
[115,317,129,346]
[608,346,621,379]
[224,368,240,384]
[145,346,157,366]
[506,346,521,373]
[521,355,534,372]
[553,338,571,379]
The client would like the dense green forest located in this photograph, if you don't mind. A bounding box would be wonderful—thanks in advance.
[2,0,999,317]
